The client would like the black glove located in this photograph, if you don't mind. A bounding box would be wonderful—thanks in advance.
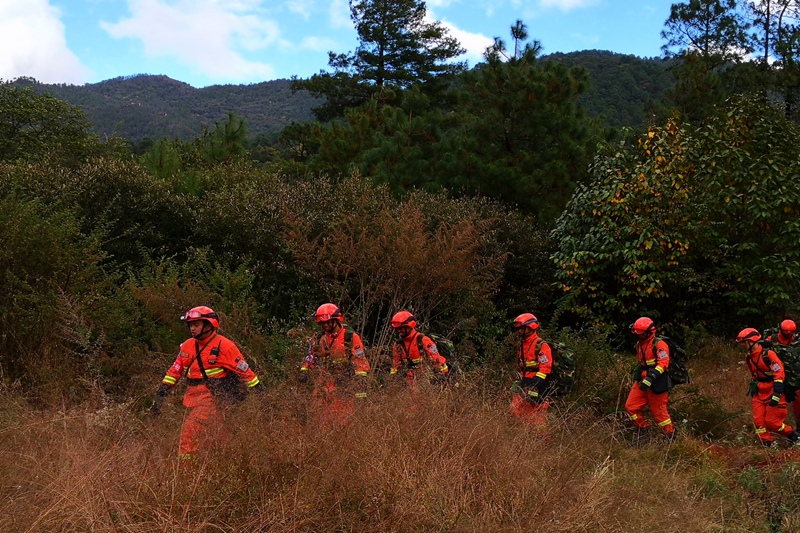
[298,370,309,384]
[770,383,784,406]
[639,369,658,391]
[151,384,171,416]
[526,389,544,404]
[252,382,265,393]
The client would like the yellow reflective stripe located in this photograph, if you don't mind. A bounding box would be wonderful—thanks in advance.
[642,379,652,386]
[410,358,423,364]
[355,371,368,376]
[528,390,539,397]
[390,369,398,374]
[755,428,767,434]
[775,379,784,383]
[440,364,448,373]
[205,368,224,376]
[300,367,309,372]
[629,414,639,421]
[163,376,177,385]
[535,372,546,379]
[246,377,260,387]
[658,418,672,427]
[645,359,656,365]
[354,392,367,398]
[525,362,537,367]
[779,424,787,432]
[655,366,665,374]
[179,453,195,461]
[765,371,773,376]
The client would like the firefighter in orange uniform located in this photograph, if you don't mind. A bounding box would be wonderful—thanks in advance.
[764,320,800,422]
[625,317,675,440]
[510,313,552,436]
[300,303,370,424]
[390,311,449,386]
[737,327,800,447]
[151,306,263,460]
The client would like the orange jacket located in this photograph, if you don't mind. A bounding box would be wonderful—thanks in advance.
[635,336,670,383]
[161,334,261,389]
[391,330,448,374]
[517,333,552,381]
[765,332,796,346]
[301,325,370,377]
[746,344,785,400]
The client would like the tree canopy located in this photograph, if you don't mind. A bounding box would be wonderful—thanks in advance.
[291,0,465,121]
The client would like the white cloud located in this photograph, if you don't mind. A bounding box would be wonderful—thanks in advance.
[539,0,598,10]
[102,0,281,82]
[0,0,92,84]
[286,0,313,20]
[439,19,494,64]
[301,36,338,52]
[328,0,351,28]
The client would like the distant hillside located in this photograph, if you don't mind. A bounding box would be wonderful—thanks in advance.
[13,51,674,143]
[13,75,321,143]
[545,50,675,128]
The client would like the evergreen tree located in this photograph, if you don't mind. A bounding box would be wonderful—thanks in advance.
[292,0,465,121]
[439,23,597,224]
[660,0,751,123]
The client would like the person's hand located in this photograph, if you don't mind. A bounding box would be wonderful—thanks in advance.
[639,369,658,391]
[526,389,543,404]
[152,384,171,416]
[770,395,780,407]
[151,396,164,416]
[298,371,308,384]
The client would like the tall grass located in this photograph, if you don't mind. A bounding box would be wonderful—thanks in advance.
[2,365,795,533]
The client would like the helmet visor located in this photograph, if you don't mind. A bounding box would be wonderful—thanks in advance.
[182,310,217,321]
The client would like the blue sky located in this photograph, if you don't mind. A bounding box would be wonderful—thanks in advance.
[2,0,674,88]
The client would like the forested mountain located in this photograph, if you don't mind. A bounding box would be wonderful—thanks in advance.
[12,75,321,142]
[545,50,674,128]
[13,51,673,143]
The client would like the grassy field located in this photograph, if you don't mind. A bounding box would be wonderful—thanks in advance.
[2,347,800,533]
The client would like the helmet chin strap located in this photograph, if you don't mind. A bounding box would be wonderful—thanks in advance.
[192,322,215,340]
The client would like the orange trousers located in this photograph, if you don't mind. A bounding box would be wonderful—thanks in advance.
[752,394,793,444]
[510,394,550,438]
[625,384,674,435]
[311,376,355,428]
[180,385,226,457]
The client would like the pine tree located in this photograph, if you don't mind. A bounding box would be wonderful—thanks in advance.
[292,0,465,121]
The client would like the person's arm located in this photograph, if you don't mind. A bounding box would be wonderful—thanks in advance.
[152,346,189,415]
[422,336,448,374]
[218,338,262,389]
[390,342,401,375]
[350,333,369,398]
[526,342,552,401]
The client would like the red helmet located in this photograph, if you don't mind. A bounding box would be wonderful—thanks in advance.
[314,303,343,323]
[780,320,797,335]
[630,317,655,335]
[181,306,219,328]
[736,328,761,343]
[390,311,417,329]
[513,313,539,330]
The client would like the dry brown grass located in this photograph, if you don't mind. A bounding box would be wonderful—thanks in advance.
[2,363,796,533]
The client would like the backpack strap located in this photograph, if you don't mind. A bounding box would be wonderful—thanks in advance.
[316,326,354,357]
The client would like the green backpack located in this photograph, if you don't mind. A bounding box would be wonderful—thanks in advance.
[761,329,800,391]
[536,339,576,396]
